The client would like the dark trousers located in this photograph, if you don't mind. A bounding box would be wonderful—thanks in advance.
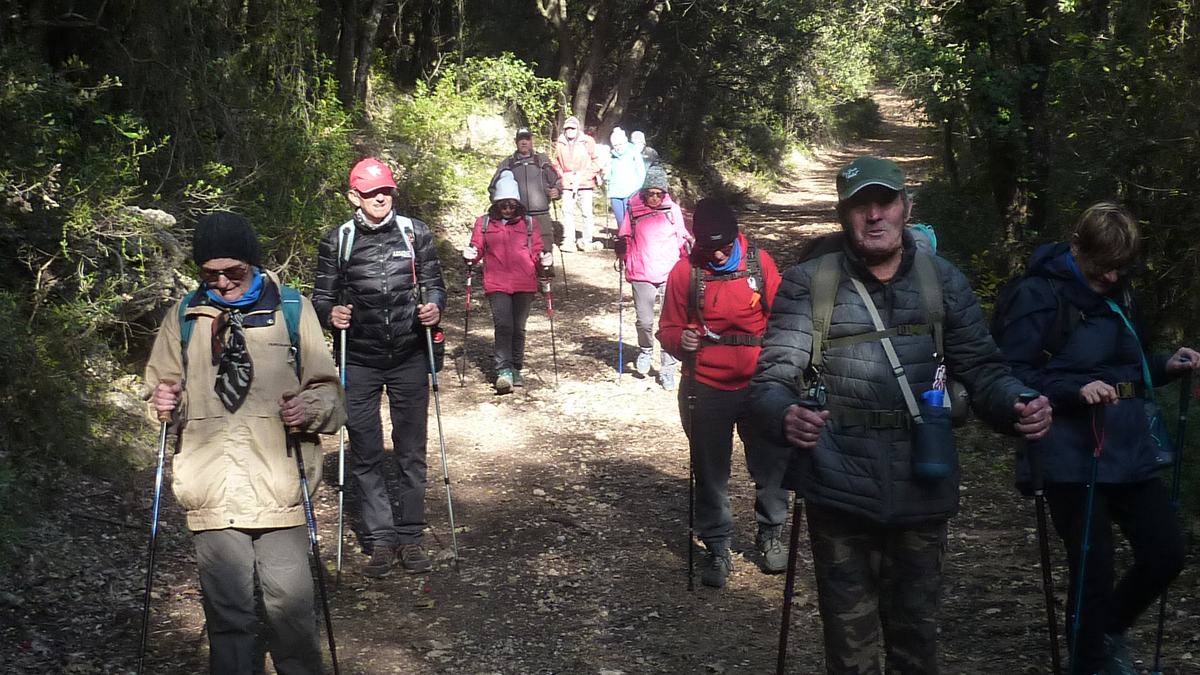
[487,291,535,372]
[530,212,555,253]
[678,377,789,548]
[806,504,946,675]
[193,526,322,675]
[1045,478,1185,673]
[345,353,429,549]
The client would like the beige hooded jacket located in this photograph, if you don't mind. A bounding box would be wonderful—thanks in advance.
[143,274,346,532]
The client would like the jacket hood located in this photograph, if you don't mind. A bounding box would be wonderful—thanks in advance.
[628,190,677,216]
[1026,241,1127,313]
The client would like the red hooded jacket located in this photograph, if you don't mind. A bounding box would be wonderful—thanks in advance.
[657,234,782,390]
[468,214,545,295]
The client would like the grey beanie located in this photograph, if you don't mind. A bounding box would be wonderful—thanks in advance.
[192,212,262,266]
[642,164,669,192]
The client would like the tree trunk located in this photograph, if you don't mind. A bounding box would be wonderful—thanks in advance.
[1019,0,1053,236]
[317,0,341,62]
[336,0,360,107]
[353,0,388,108]
[942,108,960,191]
[571,3,611,127]
[596,0,667,140]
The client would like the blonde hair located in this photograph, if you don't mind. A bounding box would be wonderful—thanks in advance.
[1072,201,1140,276]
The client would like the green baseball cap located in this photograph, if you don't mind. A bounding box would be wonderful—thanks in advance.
[836,156,906,202]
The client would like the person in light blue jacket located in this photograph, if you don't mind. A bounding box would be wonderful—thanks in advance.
[605,127,646,229]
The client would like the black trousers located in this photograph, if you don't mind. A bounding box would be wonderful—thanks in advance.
[1045,478,1185,673]
[344,351,430,549]
[677,377,789,548]
[487,291,535,372]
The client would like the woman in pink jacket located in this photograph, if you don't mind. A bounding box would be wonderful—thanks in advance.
[615,164,692,390]
[463,171,552,393]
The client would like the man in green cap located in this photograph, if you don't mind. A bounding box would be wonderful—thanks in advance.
[749,156,1052,672]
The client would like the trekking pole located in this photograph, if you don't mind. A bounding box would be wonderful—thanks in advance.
[1069,405,1105,674]
[418,288,461,570]
[335,333,347,587]
[685,354,697,592]
[137,396,174,675]
[776,393,822,675]
[552,201,569,298]
[458,263,475,388]
[287,424,341,675]
[618,262,625,380]
[542,276,560,387]
[1022,392,1062,675]
[1150,367,1192,675]
[775,492,803,674]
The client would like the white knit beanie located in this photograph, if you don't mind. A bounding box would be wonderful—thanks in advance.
[492,170,522,204]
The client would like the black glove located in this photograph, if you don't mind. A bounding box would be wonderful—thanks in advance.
[614,236,628,258]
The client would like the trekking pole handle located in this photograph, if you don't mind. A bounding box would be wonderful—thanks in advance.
[155,379,179,423]
[1018,392,1045,493]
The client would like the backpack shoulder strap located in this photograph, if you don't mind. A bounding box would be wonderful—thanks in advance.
[689,264,704,325]
[280,285,303,379]
[810,252,842,370]
[912,251,944,356]
[526,215,534,251]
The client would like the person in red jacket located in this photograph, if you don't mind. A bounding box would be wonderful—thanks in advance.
[463,171,552,393]
[657,198,789,588]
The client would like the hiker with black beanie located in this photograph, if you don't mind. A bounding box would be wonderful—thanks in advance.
[657,198,789,588]
[145,212,345,674]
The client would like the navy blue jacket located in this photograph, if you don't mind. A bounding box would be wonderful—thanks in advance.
[995,242,1172,487]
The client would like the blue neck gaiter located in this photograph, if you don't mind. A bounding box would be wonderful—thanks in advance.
[708,239,743,273]
[206,267,265,308]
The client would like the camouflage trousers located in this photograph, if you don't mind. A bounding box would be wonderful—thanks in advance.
[806,504,947,675]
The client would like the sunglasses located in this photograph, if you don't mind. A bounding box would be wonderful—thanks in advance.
[497,200,519,210]
[644,189,666,198]
[200,264,251,284]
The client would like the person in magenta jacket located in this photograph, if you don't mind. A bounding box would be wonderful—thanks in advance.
[463,170,552,393]
[615,164,691,389]
[656,197,788,588]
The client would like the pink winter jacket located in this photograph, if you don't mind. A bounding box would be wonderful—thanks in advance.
[618,192,691,284]
[554,134,602,190]
[468,214,545,294]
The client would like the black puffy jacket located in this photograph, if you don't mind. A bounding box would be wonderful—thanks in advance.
[312,212,446,369]
[749,233,1026,525]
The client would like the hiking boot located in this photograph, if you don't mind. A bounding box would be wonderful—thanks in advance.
[756,526,788,574]
[495,368,513,394]
[399,543,433,573]
[576,240,590,252]
[588,241,605,252]
[700,546,733,588]
[363,545,396,578]
[511,370,524,387]
[635,349,653,375]
[1102,633,1137,675]
[658,369,676,391]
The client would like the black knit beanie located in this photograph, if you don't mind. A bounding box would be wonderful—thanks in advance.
[692,198,739,249]
[192,212,262,266]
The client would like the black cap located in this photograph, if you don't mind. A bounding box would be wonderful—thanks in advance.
[192,212,262,266]
[693,198,739,250]
[515,127,533,140]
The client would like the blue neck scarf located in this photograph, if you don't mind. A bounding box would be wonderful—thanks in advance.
[206,267,265,308]
[708,239,743,273]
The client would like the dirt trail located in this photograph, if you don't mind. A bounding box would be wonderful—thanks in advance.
[4,89,1198,674]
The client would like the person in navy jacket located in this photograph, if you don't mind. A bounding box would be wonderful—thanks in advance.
[994,201,1198,675]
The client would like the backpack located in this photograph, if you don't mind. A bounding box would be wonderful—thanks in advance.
[806,246,970,425]
[480,214,535,253]
[688,244,768,346]
[989,275,1083,363]
[178,285,303,378]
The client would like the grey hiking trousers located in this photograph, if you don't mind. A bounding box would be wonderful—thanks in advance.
[193,526,322,675]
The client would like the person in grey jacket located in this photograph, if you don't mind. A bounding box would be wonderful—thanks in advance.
[748,156,1052,674]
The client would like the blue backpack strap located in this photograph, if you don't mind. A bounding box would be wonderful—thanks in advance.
[178,290,198,362]
[280,285,303,378]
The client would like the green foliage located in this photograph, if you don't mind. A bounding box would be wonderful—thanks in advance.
[385,54,562,217]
